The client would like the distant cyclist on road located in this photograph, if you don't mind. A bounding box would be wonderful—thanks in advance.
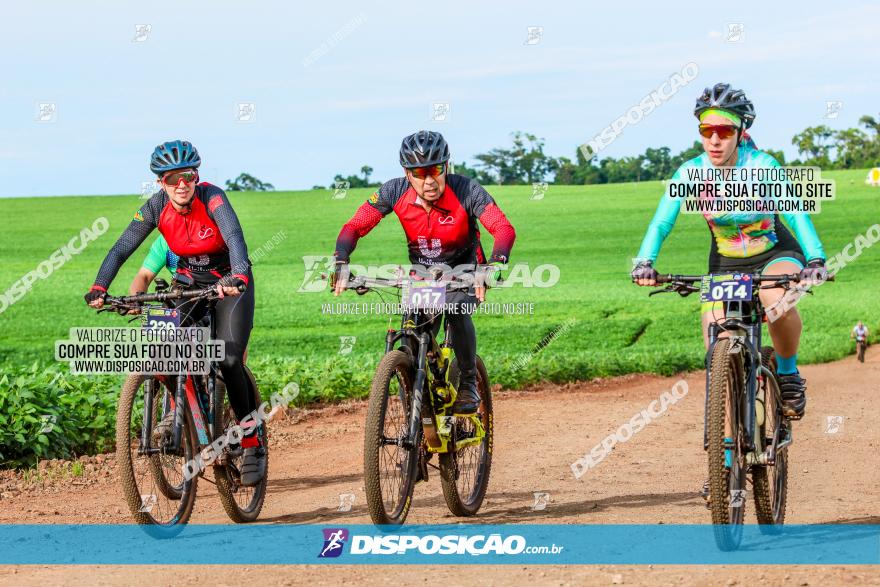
[852,321,869,362]
[631,83,828,420]
[84,140,265,486]
[331,130,516,415]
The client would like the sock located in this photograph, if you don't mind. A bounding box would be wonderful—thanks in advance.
[724,437,733,468]
[775,352,798,375]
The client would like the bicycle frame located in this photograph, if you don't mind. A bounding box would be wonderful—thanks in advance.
[703,294,789,467]
[384,308,484,454]
[704,300,761,454]
[136,300,220,458]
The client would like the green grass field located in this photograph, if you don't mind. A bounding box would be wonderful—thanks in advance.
[0,170,878,396]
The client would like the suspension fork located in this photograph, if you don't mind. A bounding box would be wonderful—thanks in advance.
[741,324,761,453]
[140,377,155,450]
[171,373,187,452]
[406,331,431,448]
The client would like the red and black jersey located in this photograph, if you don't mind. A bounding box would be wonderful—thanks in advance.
[334,174,516,267]
[92,183,251,290]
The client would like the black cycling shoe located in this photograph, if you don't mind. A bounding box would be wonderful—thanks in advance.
[240,445,267,487]
[778,371,807,420]
[451,385,480,415]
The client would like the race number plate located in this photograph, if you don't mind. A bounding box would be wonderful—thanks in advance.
[700,274,753,303]
[142,305,180,329]
[404,280,446,310]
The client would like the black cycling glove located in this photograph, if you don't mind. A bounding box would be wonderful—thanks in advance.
[631,261,658,283]
[799,258,828,285]
[84,286,106,306]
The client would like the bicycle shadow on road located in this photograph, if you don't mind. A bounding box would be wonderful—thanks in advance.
[473,490,703,522]
[266,471,362,492]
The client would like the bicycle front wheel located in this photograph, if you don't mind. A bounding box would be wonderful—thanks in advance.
[116,374,198,535]
[364,350,419,525]
[706,339,746,550]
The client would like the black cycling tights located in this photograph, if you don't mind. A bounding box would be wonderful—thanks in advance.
[176,278,256,427]
[428,293,478,391]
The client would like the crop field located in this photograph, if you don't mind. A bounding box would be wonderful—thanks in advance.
[0,170,876,464]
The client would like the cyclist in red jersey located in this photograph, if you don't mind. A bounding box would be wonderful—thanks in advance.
[84,140,265,486]
[331,131,516,414]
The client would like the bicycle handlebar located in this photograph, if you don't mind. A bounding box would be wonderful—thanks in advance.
[654,273,834,284]
[100,284,247,310]
[345,274,474,291]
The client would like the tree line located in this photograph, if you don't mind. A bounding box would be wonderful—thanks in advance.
[454,115,880,185]
[233,114,880,191]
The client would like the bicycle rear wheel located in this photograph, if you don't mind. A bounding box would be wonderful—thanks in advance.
[116,374,198,536]
[706,339,746,550]
[364,350,419,525]
[753,347,788,530]
[214,366,269,523]
[439,356,493,517]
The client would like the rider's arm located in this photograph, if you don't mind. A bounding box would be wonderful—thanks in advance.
[454,176,516,263]
[203,185,251,286]
[333,180,402,262]
[634,168,684,264]
[768,157,826,261]
[141,235,169,275]
[129,268,156,295]
[92,195,162,291]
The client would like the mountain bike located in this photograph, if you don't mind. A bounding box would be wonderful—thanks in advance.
[97,280,268,535]
[337,271,493,525]
[648,272,828,550]
[856,339,867,363]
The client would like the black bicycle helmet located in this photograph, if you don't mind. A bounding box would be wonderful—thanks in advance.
[399,130,450,168]
[694,83,756,129]
[150,140,201,176]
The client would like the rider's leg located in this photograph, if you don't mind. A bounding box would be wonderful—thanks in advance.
[760,258,807,418]
[444,295,480,414]
[701,301,726,350]
[214,277,264,486]
[214,280,256,424]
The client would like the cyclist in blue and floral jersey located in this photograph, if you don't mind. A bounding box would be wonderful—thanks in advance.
[631,84,828,420]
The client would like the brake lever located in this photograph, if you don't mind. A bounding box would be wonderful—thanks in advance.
[648,285,675,297]
[647,282,699,297]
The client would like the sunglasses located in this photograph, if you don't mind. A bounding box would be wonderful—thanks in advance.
[699,124,739,140]
[162,170,198,186]
[410,164,446,179]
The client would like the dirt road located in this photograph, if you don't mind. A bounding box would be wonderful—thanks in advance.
[1,350,878,585]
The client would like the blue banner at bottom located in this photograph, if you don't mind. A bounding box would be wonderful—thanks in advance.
[0,524,877,565]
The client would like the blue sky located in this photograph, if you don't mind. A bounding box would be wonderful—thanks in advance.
[2,1,879,197]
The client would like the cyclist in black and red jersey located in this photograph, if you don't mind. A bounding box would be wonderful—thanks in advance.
[84,140,265,486]
[331,130,516,415]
